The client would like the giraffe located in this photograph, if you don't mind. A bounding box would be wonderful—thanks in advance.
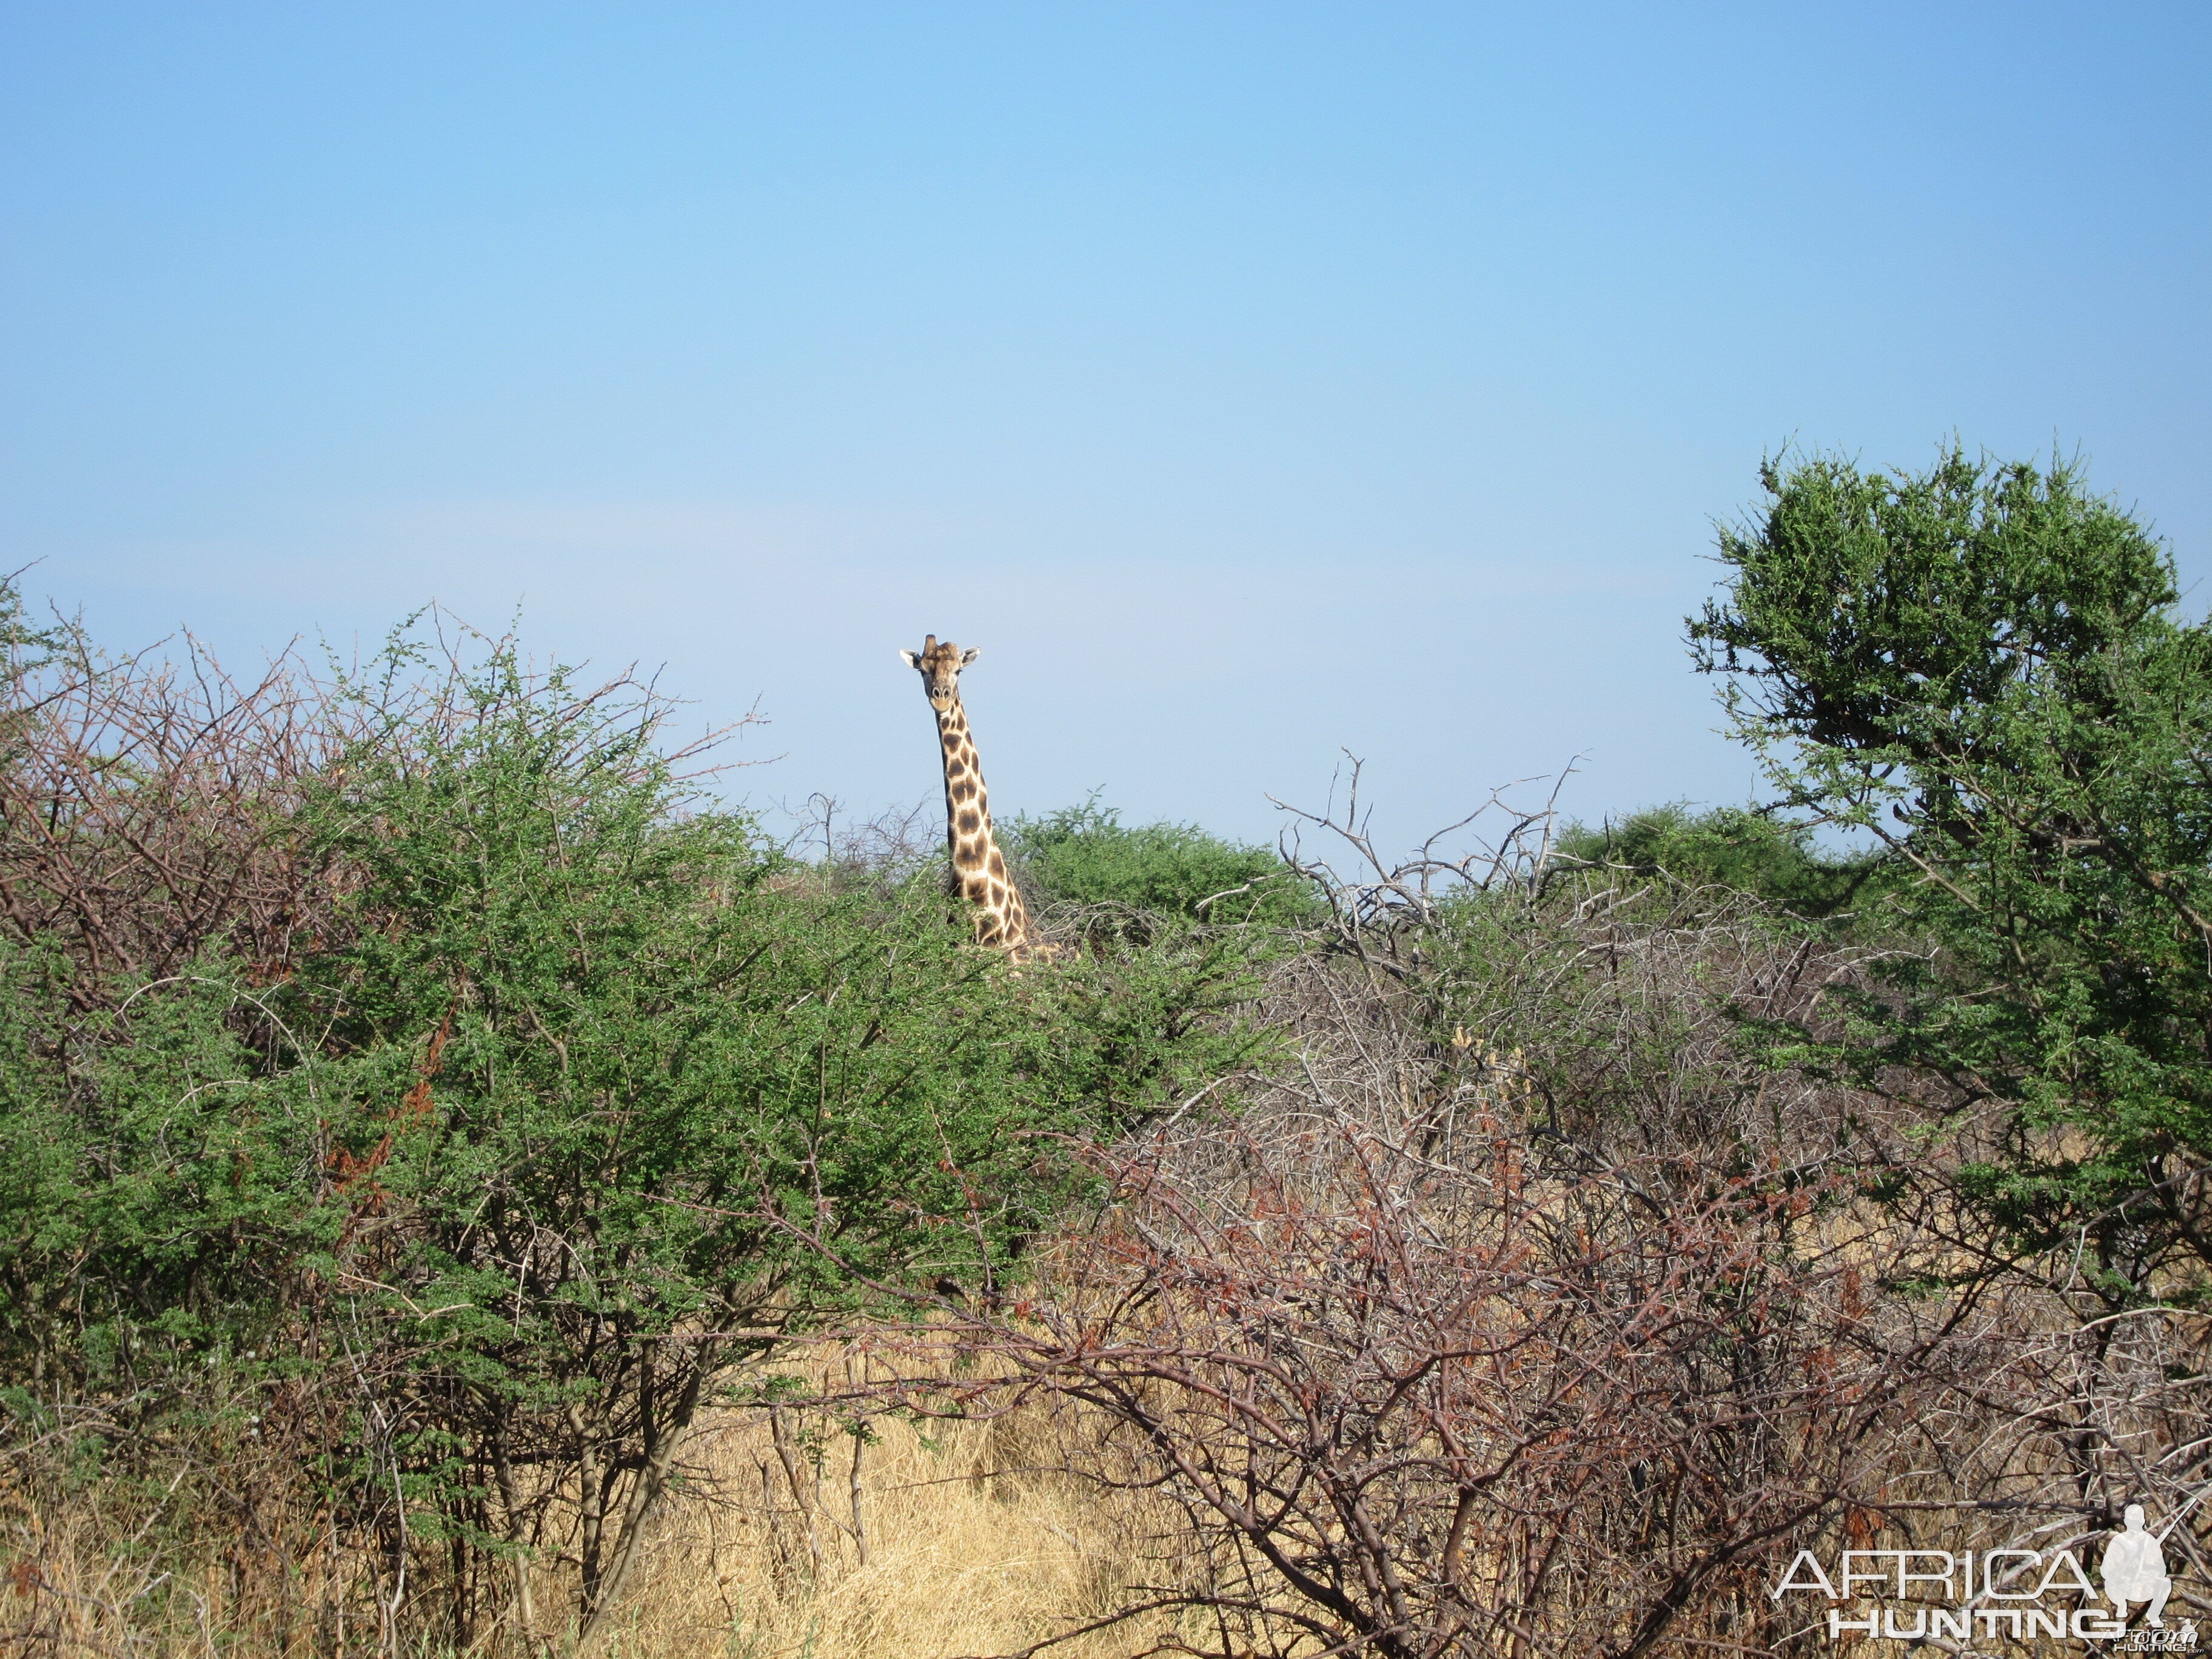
[899,635,1037,961]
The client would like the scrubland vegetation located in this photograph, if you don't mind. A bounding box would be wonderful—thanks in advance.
[7,446,2212,1657]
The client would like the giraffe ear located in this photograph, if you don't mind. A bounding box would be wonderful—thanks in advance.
[959,647,981,666]
[899,649,920,669]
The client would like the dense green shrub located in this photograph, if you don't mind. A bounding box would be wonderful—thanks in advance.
[1692,446,2212,1296]
[0,617,1265,1643]
[1550,803,1879,917]
[1007,799,1319,931]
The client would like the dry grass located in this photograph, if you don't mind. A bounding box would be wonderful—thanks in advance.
[596,1386,1173,1659]
[1,1364,1180,1659]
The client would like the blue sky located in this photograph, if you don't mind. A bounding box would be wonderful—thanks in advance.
[4,4,2207,853]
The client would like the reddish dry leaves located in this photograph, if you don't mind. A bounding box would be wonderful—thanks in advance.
[928,1116,1939,1659]
[0,626,355,1008]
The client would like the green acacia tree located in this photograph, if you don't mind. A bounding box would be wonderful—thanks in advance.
[293,640,1265,1641]
[1691,447,2212,1298]
[0,622,1265,1647]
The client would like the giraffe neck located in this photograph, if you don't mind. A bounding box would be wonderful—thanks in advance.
[935,694,1031,958]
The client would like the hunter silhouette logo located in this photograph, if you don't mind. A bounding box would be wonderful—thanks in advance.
[2108,1506,2177,1628]
[1769,1493,2207,1646]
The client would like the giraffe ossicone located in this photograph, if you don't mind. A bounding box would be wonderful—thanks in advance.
[900,634,1040,963]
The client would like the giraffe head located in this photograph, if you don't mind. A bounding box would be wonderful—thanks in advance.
[899,634,979,712]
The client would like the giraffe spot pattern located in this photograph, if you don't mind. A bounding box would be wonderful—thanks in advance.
[923,679,1030,959]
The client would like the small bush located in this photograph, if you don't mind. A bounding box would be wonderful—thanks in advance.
[1551,802,1877,916]
[1007,800,1318,930]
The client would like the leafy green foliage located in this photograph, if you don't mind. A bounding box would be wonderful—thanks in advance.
[1691,446,2212,1295]
[1552,803,1877,917]
[1007,799,1319,930]
[0,618,1266,1636]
